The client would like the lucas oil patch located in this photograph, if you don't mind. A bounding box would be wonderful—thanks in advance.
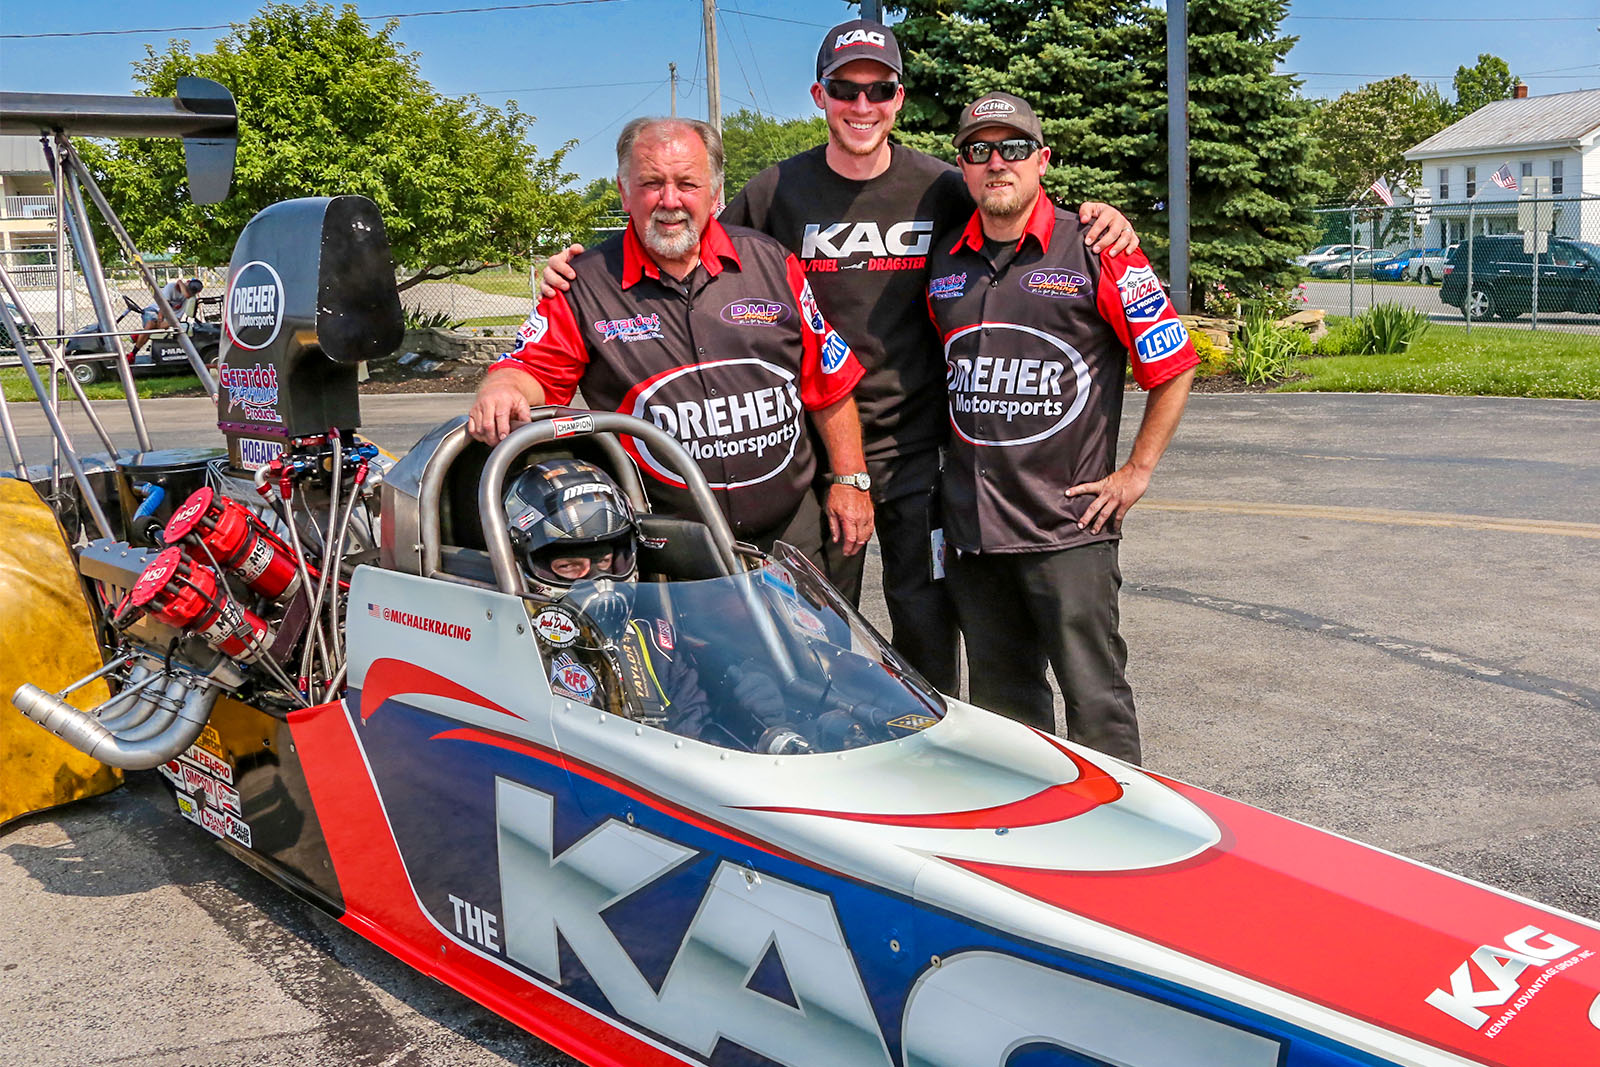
[1117,264,1170,322]
[799,282,826,332]
[550,652,598,703]
[533,607,580,647]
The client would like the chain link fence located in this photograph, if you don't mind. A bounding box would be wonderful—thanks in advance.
[1303,195,1600,339]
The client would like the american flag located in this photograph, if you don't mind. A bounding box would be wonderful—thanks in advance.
[1368,176,1394,206]
[1490,163,1518,191]
[368,602,381,618]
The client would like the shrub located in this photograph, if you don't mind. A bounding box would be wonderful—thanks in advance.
[1350,302,1431,355]
[404,307,466,331]
[1191,331,1230,377]
[1230,309,1303,385]
[1315,319,1361,356]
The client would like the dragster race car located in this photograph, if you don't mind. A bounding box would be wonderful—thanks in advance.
[1,89,1597,1067]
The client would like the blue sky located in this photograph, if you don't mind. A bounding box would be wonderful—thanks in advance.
[2,1,1597,182]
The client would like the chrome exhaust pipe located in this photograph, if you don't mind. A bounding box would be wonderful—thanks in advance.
[13,665,223,771]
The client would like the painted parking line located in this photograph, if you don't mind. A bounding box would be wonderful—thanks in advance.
[1141,499,1600,540]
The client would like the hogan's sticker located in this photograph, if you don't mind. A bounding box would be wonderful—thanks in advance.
[236,436,286,471]
[533,606,580,647]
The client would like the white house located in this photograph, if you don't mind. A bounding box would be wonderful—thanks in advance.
[1404,86,1599,246]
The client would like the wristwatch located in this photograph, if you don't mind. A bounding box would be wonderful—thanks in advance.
[829,472,872,491]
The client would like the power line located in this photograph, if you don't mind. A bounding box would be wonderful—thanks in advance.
[463,79,663,95]
[0,0,627,40]
[577,78,668,145]
[1285,14,1600,22]
[720,7,830,29]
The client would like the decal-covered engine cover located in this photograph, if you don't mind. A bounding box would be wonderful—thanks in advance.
[218,195,403,468]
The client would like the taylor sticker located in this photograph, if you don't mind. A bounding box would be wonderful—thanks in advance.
[225,260,286,351]
[533,606,580,646]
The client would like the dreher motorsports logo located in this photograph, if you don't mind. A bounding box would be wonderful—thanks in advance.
[625,358,804,489]
[972,98,1017,118]
[225,260,285,351]
[720,299,791,327]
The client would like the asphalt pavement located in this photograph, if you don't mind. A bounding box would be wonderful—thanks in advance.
[2,391,1598,1066]
[1301,278,1600,333]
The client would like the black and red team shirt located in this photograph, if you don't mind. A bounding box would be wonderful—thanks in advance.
[723,145,971,490]
[926,194,1199,554]
[490,218,864,536]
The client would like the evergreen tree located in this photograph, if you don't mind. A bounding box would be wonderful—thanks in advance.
[890,0,1324,307]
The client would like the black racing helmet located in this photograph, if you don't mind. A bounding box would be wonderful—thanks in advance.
[184,278,204,296]
[503,459,638,595]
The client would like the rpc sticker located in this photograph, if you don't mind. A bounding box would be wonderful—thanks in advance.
[533,606,580,647]
[550,653,598,703]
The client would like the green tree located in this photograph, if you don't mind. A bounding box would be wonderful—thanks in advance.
[79,2,600,290]
[1308,75,1449,202]
[721,109,828,199]
[891,0,1324,307]
[1451,53,1517,121]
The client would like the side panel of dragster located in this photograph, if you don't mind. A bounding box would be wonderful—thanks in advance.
[276,564,1600,1067]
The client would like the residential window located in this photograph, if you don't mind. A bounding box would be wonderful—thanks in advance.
[1520,161,1534,179]
[1465,166,1476,198]
[1438,168,1450,201]
[1551,160,1564,195]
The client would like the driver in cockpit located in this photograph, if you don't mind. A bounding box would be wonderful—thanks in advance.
[505,459,784,744]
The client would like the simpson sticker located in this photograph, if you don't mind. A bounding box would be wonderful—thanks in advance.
[225,260,285,351]
[552,414,594,438]
[550,653,598,702]
[929,272,968,300]
[1134,320,1189,364]
[887,713,939,731]
[799,282,825,332]
[1020,269,1088,300]
[943,324,1092,448]
[533,607,580,647]
[721,300,791,327]
[821,331,851,374]
[519,308,549,346]
[1117,264,1170,322]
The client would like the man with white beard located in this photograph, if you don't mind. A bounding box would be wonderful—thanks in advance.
[469,117,872,565]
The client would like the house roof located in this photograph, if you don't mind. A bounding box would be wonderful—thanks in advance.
[1406,88,1600,159]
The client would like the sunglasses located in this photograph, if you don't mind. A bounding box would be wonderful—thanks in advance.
[821,78,900,104]
[959,138,1041,165]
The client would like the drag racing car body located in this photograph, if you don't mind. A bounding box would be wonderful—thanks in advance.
[2,88,1597,1067]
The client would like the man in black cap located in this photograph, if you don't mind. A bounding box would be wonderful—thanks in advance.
[926,90,1198,764]
[542,19,1141,698]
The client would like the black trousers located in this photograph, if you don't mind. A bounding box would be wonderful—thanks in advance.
[819,455,961,695]
[947,540,1140,765]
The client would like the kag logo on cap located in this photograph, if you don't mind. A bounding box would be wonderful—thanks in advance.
[817,19,903,79]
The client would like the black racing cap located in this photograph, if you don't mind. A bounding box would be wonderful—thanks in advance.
[816,19,903,81]
[953,91,1045,148]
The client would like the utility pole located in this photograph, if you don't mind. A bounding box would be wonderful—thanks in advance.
[669,62,678,117]
[861,0,883,19]
[1167,0,1190,314]
[703,0,721,133]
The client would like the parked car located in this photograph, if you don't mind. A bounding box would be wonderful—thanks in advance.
[1439,236,1600,320]
[1293,243,1369,268]
[1408,247,1451,285]
[1310,249,1395,279]
[1371,247,1445,283]
[62,293,222,384]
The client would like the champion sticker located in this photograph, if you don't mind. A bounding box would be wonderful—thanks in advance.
[552,414,593,438]
[533,607,580,646]
[821,331,851,374]
[886,713,938,732]
[159,759,184,787]
[1133,319,1189,364]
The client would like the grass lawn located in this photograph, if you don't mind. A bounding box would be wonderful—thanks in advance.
[1278,324,1600,399]
[1,367,206,403]
[447,269,536,297]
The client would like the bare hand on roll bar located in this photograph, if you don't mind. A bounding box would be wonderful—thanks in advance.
[467,370,546,446]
